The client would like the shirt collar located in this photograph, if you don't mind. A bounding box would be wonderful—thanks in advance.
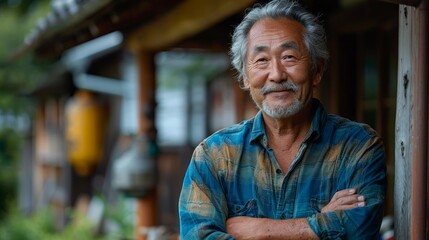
[250,110,266,144]
[249,98,326,145]
[306,98,325,142]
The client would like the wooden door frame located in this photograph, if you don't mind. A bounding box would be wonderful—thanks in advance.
[384,0,428,239]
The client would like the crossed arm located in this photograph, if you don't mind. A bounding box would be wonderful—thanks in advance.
[179,137,386,239]
[226,188,366,240]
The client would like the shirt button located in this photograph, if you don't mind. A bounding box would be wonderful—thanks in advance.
[276,169,282,174]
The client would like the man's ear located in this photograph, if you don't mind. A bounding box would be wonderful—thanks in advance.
[242,76,250,89]
[312,61,325,87]
[313,72,322,87]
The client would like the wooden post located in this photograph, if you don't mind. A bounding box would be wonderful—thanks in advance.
[408,1,428,239]
[395,1,427,239]
[134,51,158,240]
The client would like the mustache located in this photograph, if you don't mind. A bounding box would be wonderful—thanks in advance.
[260,82,299,95]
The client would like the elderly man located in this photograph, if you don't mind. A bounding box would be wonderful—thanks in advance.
[179,0,386,239]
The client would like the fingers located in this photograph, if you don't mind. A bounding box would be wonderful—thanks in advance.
[338,189,366,206]
[321,188,366,213]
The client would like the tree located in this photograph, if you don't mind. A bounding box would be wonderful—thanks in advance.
[0,0,52,220]
[0,0,52,114]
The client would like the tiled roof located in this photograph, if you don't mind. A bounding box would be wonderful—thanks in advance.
[24,0,113,46]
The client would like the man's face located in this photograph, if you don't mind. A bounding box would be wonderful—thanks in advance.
[244,17,322,119]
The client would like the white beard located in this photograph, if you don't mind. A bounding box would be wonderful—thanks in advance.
[259,98,303,119]
[251,81,303,119]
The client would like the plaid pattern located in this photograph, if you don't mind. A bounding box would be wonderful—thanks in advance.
[179,99,386,240]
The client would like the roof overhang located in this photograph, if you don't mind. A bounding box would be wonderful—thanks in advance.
[13,0,256,59]
[13,0,183,59]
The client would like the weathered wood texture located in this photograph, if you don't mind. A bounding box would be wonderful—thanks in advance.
[395,1,428,240]
[394,6,412,238]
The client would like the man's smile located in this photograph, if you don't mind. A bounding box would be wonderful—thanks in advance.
[260,82,298,96]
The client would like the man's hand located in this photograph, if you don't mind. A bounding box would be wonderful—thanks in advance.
[321,188,365,213]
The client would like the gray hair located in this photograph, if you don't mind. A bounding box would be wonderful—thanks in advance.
[230,0,329,88]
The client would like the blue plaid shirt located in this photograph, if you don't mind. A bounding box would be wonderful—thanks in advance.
[179,99,386,239]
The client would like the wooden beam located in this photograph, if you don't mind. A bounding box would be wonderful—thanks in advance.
[133,51,158,240]
[380,0,422,6]
[126,0,256,51]
[395,1,428,239]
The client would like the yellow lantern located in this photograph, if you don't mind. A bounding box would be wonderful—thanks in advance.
[65,90,107,176]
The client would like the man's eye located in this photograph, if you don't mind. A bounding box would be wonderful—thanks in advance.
[256,58,268,63]
[283,55,296,60]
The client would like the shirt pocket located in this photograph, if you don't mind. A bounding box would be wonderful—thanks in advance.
[229,199,258,217]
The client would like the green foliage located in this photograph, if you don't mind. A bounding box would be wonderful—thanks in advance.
[57,210,99,240]
[0,128,22,220]
[0,196,135,240]
[0,167,16,221]
[0,128,22,165]
[0,0,51,60]
[102,196,135,240]
[0,207,96,240]
[0,0,52,221]
[0,0,52,114]
[0,0,49,15]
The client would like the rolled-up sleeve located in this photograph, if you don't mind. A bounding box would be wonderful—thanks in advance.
[179,143,233,240]
[307,135,387,240]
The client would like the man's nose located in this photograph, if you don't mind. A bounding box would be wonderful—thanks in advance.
[268,59,287,82]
